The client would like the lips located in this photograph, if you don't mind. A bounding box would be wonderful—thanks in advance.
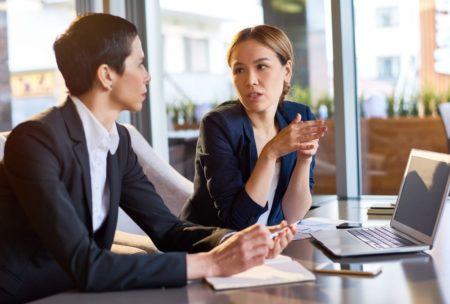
[246,92,263,101]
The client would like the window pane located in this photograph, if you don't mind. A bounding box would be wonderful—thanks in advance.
[160,0,336,194]
[355,0,450,195]
[1,0,75,131]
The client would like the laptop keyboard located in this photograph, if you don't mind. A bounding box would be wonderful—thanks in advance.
[349,227,415,249]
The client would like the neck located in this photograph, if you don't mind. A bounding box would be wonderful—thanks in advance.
[246,105,278,135]
[76,91,120,131]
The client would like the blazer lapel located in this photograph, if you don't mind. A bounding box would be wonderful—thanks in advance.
[99,149,121,247]
[60,97,94,229]
[241,106,258,176]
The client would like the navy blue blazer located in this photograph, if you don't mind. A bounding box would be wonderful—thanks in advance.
[180,100,315,230]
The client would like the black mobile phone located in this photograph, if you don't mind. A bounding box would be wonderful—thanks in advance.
[314,263,381,276]
[336,222,362,229]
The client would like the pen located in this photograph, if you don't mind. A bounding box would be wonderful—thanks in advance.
[270,228,285,239]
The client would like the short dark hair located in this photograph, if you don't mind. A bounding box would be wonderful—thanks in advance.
[53,13,138,96]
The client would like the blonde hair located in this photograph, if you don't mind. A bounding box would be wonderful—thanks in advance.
[226,25,294,101]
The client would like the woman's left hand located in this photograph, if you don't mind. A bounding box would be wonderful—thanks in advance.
[297,138,320,160]
[266,220,296,259]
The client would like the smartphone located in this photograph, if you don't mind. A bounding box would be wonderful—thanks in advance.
[336,222,362,229]
[314,263,382,276]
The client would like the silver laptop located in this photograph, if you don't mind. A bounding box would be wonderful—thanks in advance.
[311,149,450,257]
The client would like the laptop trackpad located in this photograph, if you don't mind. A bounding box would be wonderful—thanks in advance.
[312,229,373,256]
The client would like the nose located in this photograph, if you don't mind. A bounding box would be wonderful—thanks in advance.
[144,68,151,85]
[245,69,258,86]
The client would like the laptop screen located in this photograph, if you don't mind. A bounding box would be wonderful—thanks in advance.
[393,155,450,237]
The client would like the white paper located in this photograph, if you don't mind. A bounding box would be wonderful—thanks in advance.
[294,217,347,240]
[205,255,315,290]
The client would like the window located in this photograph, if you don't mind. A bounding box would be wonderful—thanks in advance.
[1,0,76,130]
[356,0,450,195]
[184,37,209,73]
[376,7,399,27]
[377,56,400,79]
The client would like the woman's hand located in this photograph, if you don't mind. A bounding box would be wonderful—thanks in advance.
[263,114,327,161]
[187,222,297,279]
[266,220,296,259]
[297,138,320,161]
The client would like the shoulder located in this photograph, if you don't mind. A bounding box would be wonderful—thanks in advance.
[204,100,244,120]
[278,100,315,121]
[9,106,62,142]
[202,100,246,129]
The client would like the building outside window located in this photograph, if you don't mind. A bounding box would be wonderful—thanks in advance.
[377,56,400,79]
[376,7,399,28]
[356,0,450,195]
[184,37,209,73]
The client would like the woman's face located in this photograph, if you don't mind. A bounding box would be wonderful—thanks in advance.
[110,36,151,112]
[229,39,292,115]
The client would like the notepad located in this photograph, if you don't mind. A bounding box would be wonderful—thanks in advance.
[205,255,315,290]
[367,203,396,215]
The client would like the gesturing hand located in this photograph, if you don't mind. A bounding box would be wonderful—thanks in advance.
[264,114,327,160]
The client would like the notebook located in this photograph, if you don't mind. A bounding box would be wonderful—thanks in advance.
[367,203,395,215]
[311,149,450,257]
[205,255,315,290]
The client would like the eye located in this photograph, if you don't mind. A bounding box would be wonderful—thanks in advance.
[233,67,244,75]
[257,64,268,70]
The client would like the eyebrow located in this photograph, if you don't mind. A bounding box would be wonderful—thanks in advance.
[233,57,271,66]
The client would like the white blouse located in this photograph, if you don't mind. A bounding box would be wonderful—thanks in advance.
[256,162,281,225]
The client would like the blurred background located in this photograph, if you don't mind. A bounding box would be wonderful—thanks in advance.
[1,0,449,195]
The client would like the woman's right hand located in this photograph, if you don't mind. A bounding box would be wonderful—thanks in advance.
[263,114,327,160]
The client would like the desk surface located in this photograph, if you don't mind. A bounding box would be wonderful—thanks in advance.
[32,197,450,304]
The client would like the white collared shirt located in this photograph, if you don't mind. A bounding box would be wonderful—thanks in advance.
[72,96,119,232]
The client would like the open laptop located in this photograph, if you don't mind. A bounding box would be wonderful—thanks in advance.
[311,149,450,257]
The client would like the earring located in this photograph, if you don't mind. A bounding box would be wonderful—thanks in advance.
[109,84,113,90]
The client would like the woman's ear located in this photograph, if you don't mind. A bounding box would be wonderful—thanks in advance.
[284,59,293,82]
[97,64,114,90]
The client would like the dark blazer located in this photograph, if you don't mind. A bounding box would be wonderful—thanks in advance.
[0,98,228,303]
[180,100,315,230]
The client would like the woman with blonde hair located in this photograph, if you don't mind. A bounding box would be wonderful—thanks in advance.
[180,25,327,230]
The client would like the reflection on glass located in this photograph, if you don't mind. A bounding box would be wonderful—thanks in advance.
[401,255,444,304]
[355,0,450,194]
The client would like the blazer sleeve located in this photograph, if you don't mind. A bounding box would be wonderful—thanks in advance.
[118,128,230,253]
[197,113,266,230]
[3,122,226,292]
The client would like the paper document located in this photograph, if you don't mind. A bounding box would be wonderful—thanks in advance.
[295,217,347,240]
[205,255,315,290]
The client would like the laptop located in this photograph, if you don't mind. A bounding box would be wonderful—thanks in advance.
[311,149,450,257]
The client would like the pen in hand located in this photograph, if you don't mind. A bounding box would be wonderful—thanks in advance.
[270,228,286,239]
[270,221,300,238]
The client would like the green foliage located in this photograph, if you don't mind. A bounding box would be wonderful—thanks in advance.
[421,87,436,117]
[398,95,408,117]
[287,84,311,108]
[166,99,197,125]
[409,94,419,117]
[387,94,395,117]
[316,94,334,118]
